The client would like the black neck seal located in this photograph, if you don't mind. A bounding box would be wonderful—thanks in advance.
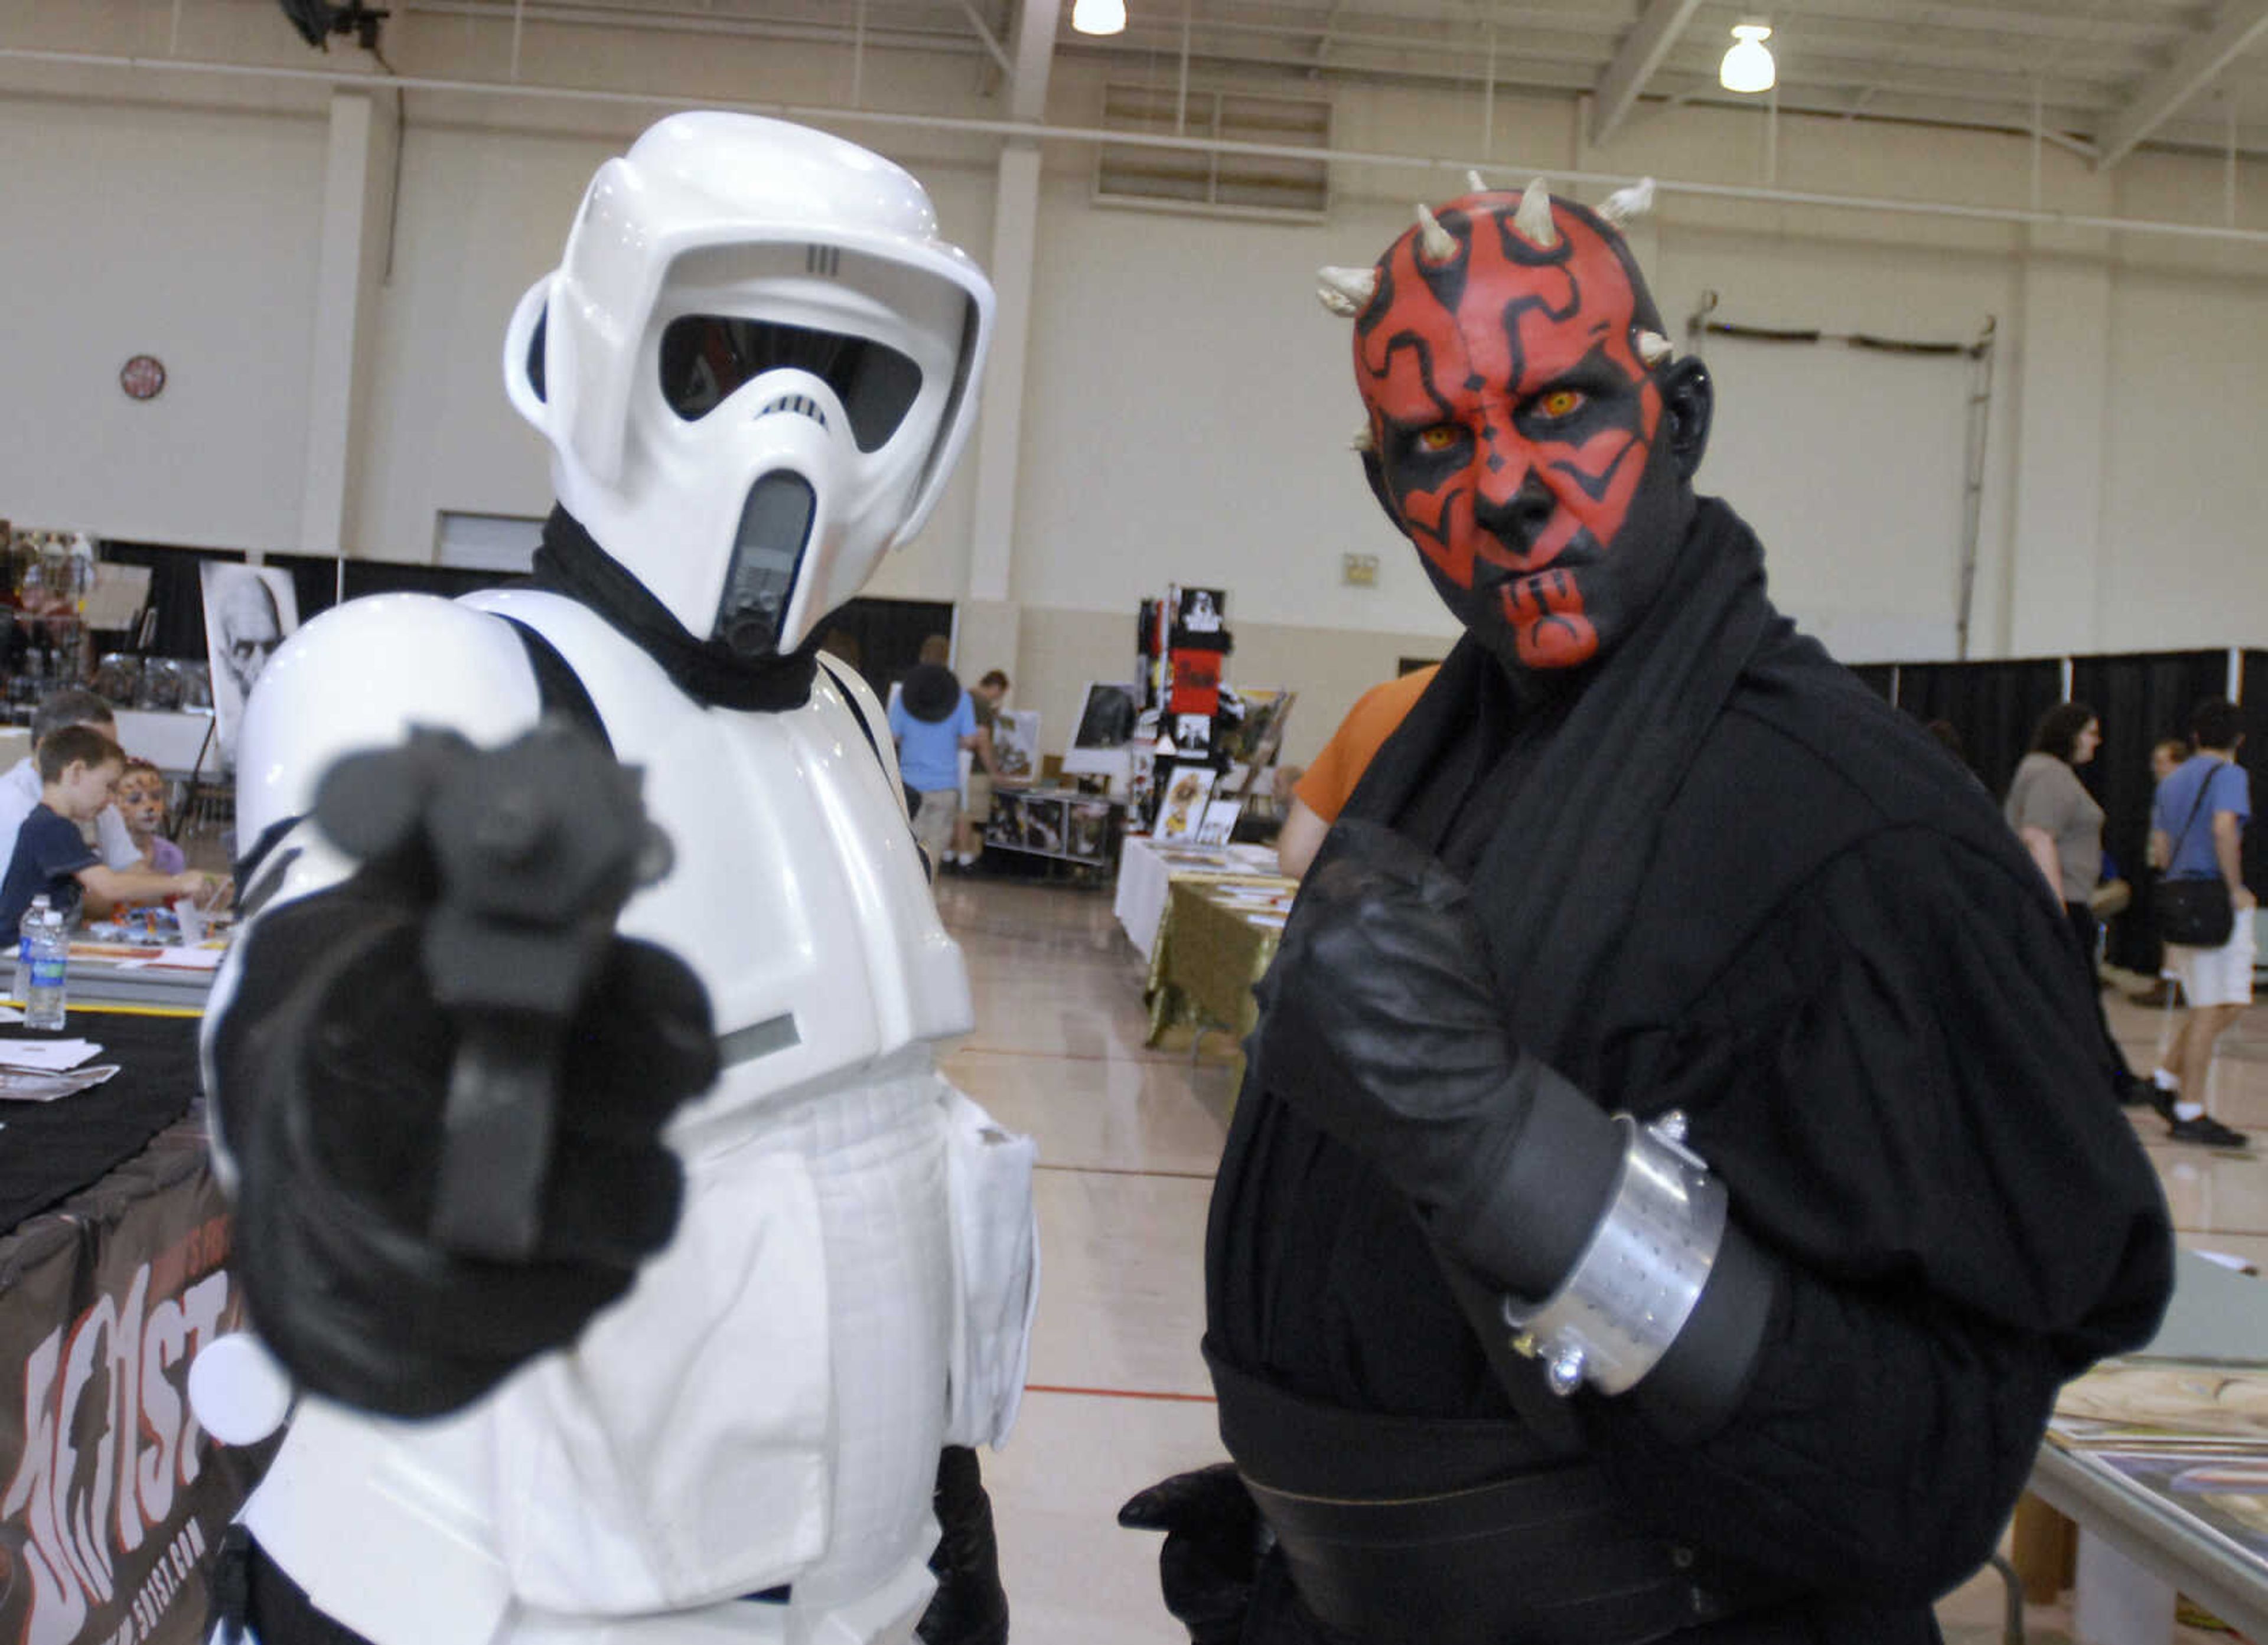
[530,506,824,713]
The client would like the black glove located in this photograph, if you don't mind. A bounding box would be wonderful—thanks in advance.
[213,729,718,1418]
[1118,1464,1272,1645]
[1252,818,1620,1298]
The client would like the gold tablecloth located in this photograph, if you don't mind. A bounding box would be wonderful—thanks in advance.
[1145,876,1295,1046]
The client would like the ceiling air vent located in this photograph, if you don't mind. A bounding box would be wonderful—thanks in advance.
[1096,83,1331,222]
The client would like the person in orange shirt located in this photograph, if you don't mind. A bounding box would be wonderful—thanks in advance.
[1277,664,1439,876]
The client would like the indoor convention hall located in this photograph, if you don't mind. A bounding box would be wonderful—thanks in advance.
[10,4,2268,1645]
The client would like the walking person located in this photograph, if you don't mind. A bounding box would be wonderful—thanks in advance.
[2005,702,2153,1108]
[2149,698,2253,1147]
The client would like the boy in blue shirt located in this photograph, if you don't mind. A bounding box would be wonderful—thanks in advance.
[2148,696,2253,1145]
[0,725,216,932]
[888,662,977,882]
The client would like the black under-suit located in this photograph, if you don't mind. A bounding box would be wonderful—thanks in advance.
[1206,500,2174,1644]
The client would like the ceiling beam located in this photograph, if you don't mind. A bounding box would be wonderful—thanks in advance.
[1589,0,1706,146]
[2093,0,2268,168]
[953,0,1015,80]
[1008,0,1058,124]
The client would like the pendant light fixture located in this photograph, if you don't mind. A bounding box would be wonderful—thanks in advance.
[1720,23,1776,94]
[1073,0,1127,35]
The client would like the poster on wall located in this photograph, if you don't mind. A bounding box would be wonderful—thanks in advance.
[200,563,299,759]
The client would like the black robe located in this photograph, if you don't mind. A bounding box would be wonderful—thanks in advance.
[1207,501,2173,1642]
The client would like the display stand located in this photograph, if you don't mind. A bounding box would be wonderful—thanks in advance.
[982,787,1126,883]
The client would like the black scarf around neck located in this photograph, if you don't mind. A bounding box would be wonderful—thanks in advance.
[530,507,823,713]
[1342,497,1789,1079]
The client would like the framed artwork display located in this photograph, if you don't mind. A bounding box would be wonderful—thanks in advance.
[1153,765,1217,843]
[1072,683,1140,750]
[989,710,1040,783]
[200,562,300,758]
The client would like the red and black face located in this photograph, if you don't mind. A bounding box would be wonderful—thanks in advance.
[1350,191,1709,673]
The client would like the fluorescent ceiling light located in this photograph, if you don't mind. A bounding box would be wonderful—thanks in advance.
[1720,24,1775,94]
[1073,0,1126,35]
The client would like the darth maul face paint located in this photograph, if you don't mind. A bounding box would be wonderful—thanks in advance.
[1353,193,1689,673]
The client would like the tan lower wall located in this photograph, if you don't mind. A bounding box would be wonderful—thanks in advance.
[993,603,1459,775]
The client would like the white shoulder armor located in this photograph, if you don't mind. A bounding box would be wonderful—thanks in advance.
[235,593,544,848]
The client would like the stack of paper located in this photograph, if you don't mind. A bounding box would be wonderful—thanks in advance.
[0,1039,104,1071]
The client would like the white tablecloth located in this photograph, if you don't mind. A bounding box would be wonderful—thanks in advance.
[1112,837,1282,961]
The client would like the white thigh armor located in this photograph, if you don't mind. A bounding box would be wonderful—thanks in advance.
[207,590,1038,1645]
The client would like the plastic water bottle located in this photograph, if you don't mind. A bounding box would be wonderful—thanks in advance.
[13,894,50,1008]
[21,905,68,1032]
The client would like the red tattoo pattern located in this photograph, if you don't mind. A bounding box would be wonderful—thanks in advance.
[1352,192,1663,668]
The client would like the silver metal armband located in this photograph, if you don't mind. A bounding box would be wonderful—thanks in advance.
[1501,1110,1728,1398]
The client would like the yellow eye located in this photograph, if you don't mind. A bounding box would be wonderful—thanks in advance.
[1537,388,1585,419]
[1416,425,1462,452]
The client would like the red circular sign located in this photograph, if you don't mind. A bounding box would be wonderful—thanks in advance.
[119,355,167,401]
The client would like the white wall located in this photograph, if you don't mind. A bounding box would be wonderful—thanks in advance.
[0,93,325,550]
[1014,182,1429,630]
[2101,260,2268,648]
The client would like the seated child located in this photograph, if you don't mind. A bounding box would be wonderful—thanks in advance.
[0,726,220,932]
[113,758,186,874]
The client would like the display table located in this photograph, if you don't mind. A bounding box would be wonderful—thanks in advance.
[1113,837,1286,962]
[2028,1250,2268,1641]
[1145,877,1295,1048]
[0,1012,258,1645]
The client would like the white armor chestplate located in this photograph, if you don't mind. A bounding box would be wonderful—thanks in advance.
[221,591,1035,1645]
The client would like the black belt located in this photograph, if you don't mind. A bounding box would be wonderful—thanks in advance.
[1208,1345,1797,1645]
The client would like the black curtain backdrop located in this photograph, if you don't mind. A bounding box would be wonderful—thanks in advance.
[100,541,246,660]
[266,553,347,628]
[341,561,516,603]
[816,596,957,703]
[97,547,514,661]
[1895,658,2065,801]
[1846,664,1896,703]
[2240,652,2268,912]
[2071,649,2233,973]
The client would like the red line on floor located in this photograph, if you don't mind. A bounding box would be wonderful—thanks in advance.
[1024,1383,1217,1404]
[949,1045,1207,1065]
[1034,1163,1216,1181]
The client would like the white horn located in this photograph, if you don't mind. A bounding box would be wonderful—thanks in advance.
[1414,203,1457,262]
[1598,177,1657,229]
[1636,329,1674,366]
[1466,169,1488,194]
[1350,425,1377,453]
[1514,177,1559,247]
[1315,265,1380,317]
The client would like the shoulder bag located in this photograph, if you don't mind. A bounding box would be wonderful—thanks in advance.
[2156,766,2235,948]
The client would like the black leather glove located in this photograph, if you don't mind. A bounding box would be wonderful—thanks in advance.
[1252,818,1621,1298]
[1118,1464,1272,1645]
[212,729,718,1418]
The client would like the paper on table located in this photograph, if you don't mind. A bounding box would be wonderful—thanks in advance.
[0,1039,105,1071]
[0,1065,120,1103]
[112,946,226,972]
[149,946,226,972]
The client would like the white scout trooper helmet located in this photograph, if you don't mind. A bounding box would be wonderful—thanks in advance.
[503,112,993,657]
